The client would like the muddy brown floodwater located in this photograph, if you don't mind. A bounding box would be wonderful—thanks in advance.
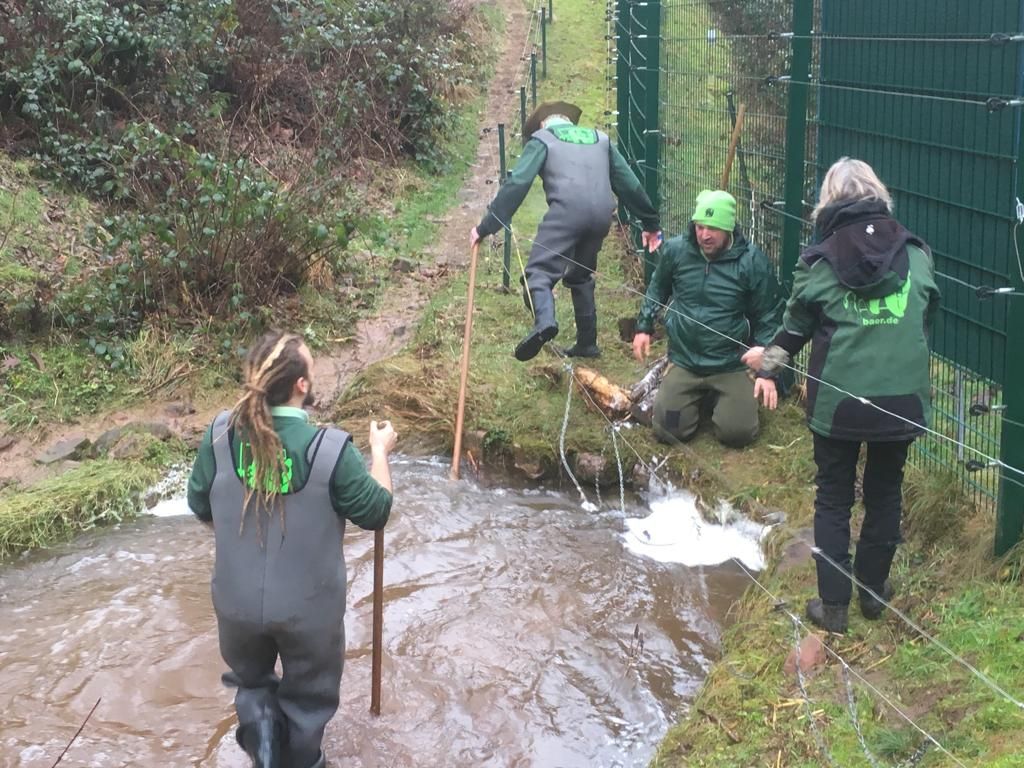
[0,457,762,768]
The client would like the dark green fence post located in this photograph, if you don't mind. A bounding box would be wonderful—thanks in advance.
[530,53,538,108]
[498,122,511,290]
[639,0,661,284]
[541,8,548,78]
[996,135,1024,553]
[520,86,527,142]
[615,0,630,164]
[548,0,553,22]
[780,0,814,289]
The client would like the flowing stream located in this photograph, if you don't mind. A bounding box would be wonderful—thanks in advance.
[0,457,766,768]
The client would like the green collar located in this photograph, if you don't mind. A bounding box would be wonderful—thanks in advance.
[543,116,572,128]
[270,406,309,421]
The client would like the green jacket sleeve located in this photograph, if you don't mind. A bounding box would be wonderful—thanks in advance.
[745,247,784,347]
[636,240,677,333]
[187,423,216,523]
[609,144,660,231]
[771,257,817,356]
[476,139,547,237]
[330,442,393,531]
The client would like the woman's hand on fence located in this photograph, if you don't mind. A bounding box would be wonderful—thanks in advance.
[741,345,765,372]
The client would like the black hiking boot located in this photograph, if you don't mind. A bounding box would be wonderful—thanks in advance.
[236,715,286,768]
[515,285,559,361]
[560,312,600,358]
[858,579,894,620]
[515,323,559,361]
[806,598,848,634]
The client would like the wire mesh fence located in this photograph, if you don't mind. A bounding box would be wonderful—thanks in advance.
[615,0,1024,546]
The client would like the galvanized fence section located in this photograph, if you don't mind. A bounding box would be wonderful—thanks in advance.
[614,0,1024,553]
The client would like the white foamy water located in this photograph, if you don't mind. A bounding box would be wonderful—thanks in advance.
[623,490,768,570]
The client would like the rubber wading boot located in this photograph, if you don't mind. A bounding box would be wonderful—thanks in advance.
[805,598,849,634]
[561,312,600,358]
[858,579,894,620]
[306,750,327,768]
[560,281,600,357]
[515,288,558,361]
[236,713,285,768]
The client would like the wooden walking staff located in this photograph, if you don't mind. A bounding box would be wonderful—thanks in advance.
[450,243,481,481]
[370,527,384,716]
[720,103,747,189]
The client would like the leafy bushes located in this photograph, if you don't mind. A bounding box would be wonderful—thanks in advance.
[0,0,482,339]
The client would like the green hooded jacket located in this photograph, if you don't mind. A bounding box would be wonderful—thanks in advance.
[636,225,782,375]
[770,200,941,441]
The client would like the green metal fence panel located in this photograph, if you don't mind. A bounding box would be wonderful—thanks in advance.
[657,0,793,281]
[817,0,1021,387]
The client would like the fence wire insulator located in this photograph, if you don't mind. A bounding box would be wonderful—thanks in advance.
[989,32,1024,45]
[976,285,1017,298]
[966,459,1000,472]
[970,402,1008,416]
[767,31,793,40]
[765,75,791,86]
[986,96,1024,112]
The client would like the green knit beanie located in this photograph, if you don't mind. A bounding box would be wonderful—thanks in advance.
[691,189,737,232]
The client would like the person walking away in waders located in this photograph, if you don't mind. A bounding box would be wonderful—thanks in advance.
[742,158,940,634]
[470,100,663,361]
[187,330,397,768]
[633,190,782,447]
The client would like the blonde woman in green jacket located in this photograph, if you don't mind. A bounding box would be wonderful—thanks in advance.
[744,158,940,634]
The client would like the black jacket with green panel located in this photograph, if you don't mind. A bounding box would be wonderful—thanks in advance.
[770,200,941,441]
[475,124,660,237]
[636,224,783,375]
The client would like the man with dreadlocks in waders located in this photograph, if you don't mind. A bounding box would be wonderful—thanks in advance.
[187,330,396,768]
[470,100,663,361]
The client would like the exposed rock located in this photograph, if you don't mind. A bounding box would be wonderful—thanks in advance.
[631,461,651,489]
[110,433,157,460]
[37,435,91,464]
[574,452,617,487]
[762,510,787,526]
[94,422,173,456]
[165,400,196,417]
[784,633,827,678]
[513,444,545,480]
[776,527,815,575]
[391,257,416,273]
[0,435,15,453]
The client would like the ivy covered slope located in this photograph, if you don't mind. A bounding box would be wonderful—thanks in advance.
[0,0,489,428]
[0,0,497,556]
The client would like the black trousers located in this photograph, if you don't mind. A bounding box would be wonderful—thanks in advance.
[812,433,912,605]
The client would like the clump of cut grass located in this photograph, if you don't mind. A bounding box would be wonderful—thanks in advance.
[0,460,158,559]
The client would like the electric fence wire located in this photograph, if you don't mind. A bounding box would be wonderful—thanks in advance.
[730,557,972,768]
[811,545,1024,711]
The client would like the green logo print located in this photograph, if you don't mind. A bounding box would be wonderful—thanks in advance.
[551,125,598,145]
[236,441,294,493]
[843,271,912,326]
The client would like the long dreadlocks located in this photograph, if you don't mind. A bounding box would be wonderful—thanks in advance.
[228,330,310,530]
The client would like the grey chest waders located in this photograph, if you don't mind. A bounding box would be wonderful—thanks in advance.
[209,410,350,768]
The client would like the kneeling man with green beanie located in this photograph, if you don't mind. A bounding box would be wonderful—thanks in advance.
[632,190,783,447]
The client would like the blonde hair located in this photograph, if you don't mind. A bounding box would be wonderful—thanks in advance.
[812,157,893,221]
[230,330,308,532]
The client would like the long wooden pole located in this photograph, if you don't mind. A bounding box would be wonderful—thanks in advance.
[450,243,480,481]
[370,527,384,716]
[720,103,747,189]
